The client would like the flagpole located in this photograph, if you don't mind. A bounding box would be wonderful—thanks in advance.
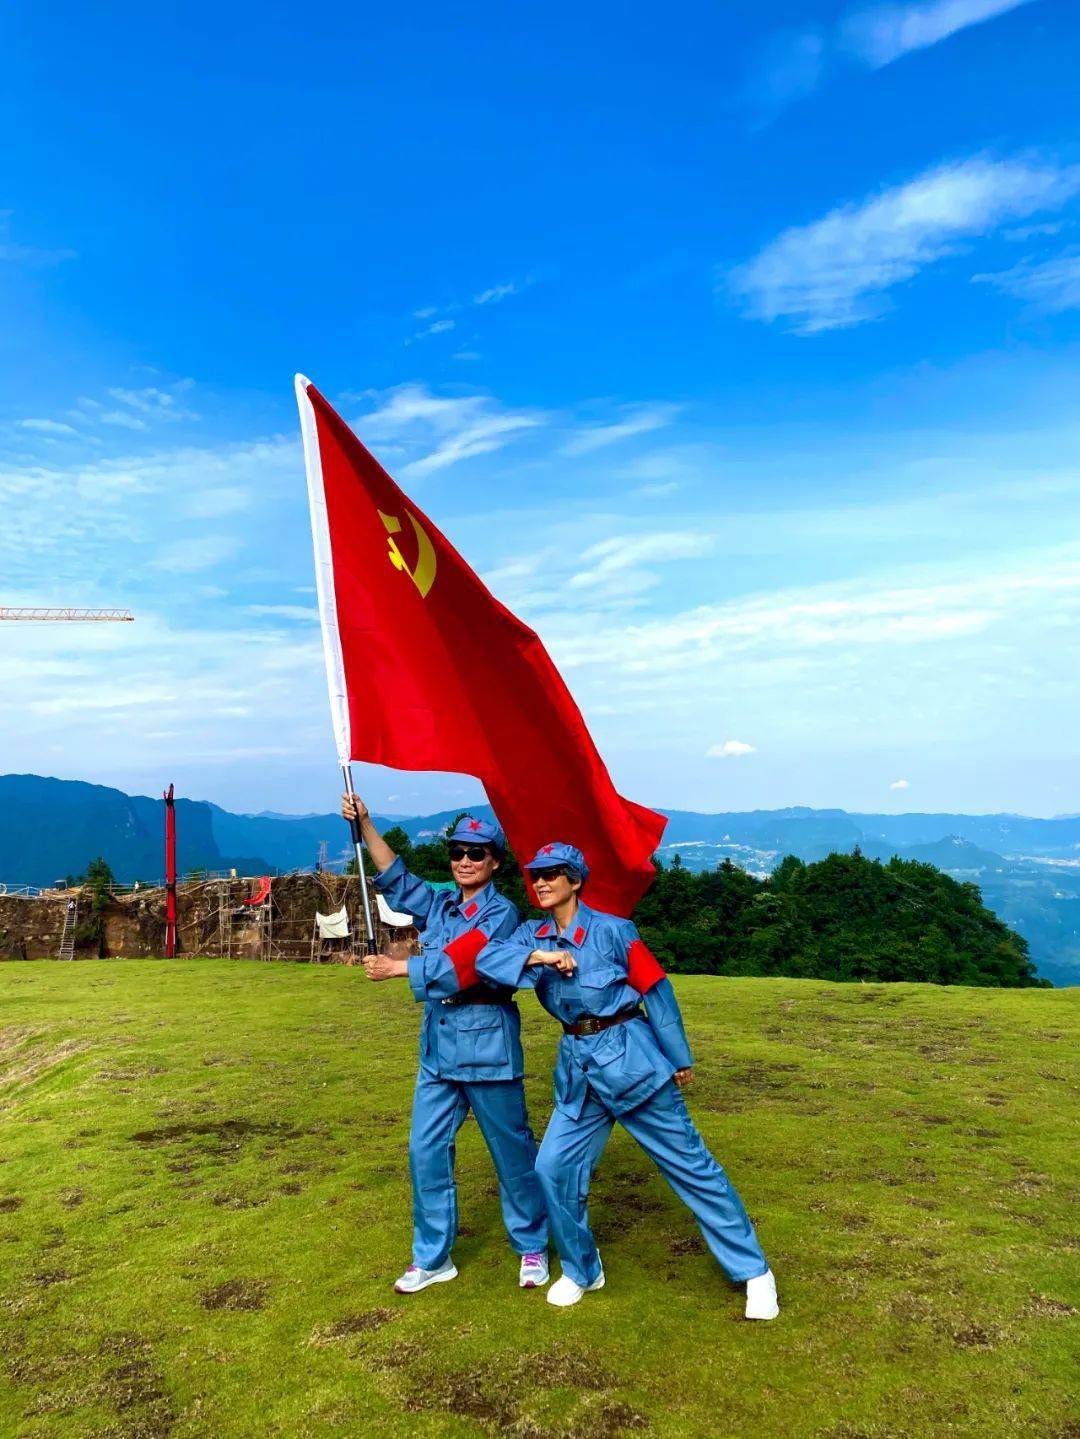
[341,762,377,952]
[296,372,377,954]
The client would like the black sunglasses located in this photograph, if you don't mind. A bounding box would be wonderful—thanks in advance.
[529,865,572,882]
[449,843,492,862]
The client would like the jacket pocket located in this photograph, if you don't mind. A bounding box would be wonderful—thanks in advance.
[454,1009,510,1069]
[582,1022,659,1107]
[576,962,622,990]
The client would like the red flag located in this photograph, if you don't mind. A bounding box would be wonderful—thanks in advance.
[296,376,666,916]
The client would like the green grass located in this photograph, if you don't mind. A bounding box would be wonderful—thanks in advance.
[0,962,1077,1439]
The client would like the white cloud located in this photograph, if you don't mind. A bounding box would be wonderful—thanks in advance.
[19,419,78,436]
[568,532,713,593]
[357,383,543,478]
[108,382,195,414]
[406,415,539,478]
[729,155,1080,333]
[408,277,529,343]
[707,740,758,758]
[634,481,681,499]
[480,526,717,614]
[474,282,517,305]
[0,608,331,783]
[44,382,200,434]
[31,686,179,716]
[840,0,1036,69]
[545,558,1080,677]
[973,250,1080,313]
[99,409,149,431]
[1003,221,1066,243]
[359,386,480,433]
[407,318,456,344]
[748,0,1038,115]
[563,405,680,456]
[890,778,911,789]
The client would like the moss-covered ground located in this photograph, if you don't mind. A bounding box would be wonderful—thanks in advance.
[0,961,1076,1439]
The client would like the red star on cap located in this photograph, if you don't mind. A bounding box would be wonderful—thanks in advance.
[541,844,554,854]
[468,820,482,831]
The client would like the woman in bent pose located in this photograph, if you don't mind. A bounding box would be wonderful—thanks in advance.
[468,841,779,1316]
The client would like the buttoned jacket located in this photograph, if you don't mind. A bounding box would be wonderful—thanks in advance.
[477,901,694,1118]
[374,856,523,1081]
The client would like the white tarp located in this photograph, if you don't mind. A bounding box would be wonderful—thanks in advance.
[315,906,350,940]
[376,893,414,928]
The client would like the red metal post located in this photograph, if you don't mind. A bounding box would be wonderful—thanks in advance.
[163,783,177,957]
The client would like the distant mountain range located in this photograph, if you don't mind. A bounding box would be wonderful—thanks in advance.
[2,774,1078,986]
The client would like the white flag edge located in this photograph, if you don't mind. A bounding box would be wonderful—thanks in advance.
[295,374,351,766]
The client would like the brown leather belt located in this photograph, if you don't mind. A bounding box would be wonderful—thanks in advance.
[562,1007,643,1037]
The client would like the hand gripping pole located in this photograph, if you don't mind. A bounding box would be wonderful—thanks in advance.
[341,763,378,954]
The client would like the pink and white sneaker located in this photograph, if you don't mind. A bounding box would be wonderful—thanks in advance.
[519,1252,550,1288]
[394,1258,458,1294]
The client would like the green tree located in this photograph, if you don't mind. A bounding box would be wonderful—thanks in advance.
[85,856,115,914]
[628,847,1043,989]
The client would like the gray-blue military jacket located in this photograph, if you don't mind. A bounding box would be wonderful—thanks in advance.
[476,903,693,1119]
[374,856,523,1082]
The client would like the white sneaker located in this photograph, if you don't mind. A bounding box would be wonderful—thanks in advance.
[745,1268,779,1320]
[546,1266,605,1307]
[519,1251,550,1288]
[394,1258,458,1294]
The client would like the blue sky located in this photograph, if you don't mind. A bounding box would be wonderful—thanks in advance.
[2,0,1079,821]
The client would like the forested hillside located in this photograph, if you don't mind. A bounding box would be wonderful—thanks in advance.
[384,827,1043,989]
[2,775,1065,983]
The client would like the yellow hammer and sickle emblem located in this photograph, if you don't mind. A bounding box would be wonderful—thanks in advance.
[378,509,437,598]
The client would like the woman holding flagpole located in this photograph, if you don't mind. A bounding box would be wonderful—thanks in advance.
[341,792,550,1295]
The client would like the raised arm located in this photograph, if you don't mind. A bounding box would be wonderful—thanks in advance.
[341,792,397,873]
[340,795,428,983]
[621,922,693,1076]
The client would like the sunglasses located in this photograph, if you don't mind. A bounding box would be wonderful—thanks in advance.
[529,865,572,882]
[449,843,493,862]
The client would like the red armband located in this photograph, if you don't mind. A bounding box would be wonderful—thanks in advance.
[626,938,666,994]
[444,928,487,989]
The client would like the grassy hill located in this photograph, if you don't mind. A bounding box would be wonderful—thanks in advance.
[0,962,1076,1439]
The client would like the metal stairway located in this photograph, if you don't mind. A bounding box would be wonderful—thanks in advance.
[58,900,79,960]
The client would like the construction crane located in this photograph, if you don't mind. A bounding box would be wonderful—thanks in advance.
[0,608,134,622]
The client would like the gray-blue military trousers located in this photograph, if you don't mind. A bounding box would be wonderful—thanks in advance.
[534,1078,769,1287]
[409,1067,549,1268]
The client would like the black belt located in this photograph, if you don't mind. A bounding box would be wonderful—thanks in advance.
[441,988,515,1007]
[562,1007,643,1037]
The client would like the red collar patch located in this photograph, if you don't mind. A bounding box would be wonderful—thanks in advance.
[572,926,586,945]
[463,901,478,918]
[536,922,553,938]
